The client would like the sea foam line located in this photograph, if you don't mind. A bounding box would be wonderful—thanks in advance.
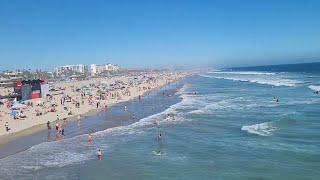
[209,71,276,75]
[0,87,193,177]
[201,74,301,87]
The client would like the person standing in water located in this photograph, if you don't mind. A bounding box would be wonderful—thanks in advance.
[88,133,93,143]
[55,122,59,131]
[47,121,51,130]
[97,149,103,160]
[61,127,65,136]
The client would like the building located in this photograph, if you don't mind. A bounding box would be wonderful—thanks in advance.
[106,63,120,71]
[55,64,88,75]
[0,77,14,87]
[0,72,23,87]
[90,63,120,75]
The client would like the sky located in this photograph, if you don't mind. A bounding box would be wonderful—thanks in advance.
[0,0,320,70]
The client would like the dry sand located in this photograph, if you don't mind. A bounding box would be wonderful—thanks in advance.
[0,72,187,140]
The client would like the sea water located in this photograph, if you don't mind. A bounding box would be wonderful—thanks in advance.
[0,63,320,179]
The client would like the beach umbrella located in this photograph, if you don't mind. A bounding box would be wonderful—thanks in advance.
[10,110,17,118]
[11,103,27,109]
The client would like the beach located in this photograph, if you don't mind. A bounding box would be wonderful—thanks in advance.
[0,71,187,140]
[0,79,184,159]
[0,64,320,179]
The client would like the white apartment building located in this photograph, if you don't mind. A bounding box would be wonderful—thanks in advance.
[55,64,88,75]
[90,63,120,75]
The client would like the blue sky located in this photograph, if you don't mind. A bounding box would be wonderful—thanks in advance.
[0,0,319,70]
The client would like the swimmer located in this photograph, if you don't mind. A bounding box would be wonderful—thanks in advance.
[97,149,103,160]
[158,133,162,140]
[153,149,162,156]
[124,105,127,111]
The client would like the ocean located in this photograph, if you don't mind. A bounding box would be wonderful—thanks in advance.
[0,63,320,179]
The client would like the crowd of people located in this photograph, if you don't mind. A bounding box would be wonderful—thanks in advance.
[0,72,186,136]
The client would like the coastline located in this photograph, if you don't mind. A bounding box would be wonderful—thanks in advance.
[0,76,187,159]
[0,73,188,138]
[0,107,101,147]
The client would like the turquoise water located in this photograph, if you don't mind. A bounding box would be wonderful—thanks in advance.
[1,64,320,179]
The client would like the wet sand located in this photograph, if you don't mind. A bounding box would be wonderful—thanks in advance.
[0,81,184,159]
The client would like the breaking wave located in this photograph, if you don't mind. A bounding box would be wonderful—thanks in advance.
[210,71,276,75]
[200,73,302,87]
[308,85,320,92]
[241,121,279,136]
[0,85,195,179]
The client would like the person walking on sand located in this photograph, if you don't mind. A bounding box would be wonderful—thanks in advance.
[5,122,10,132]
[96,101,99,108]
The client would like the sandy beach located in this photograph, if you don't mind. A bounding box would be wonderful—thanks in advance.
[0,71,187,140]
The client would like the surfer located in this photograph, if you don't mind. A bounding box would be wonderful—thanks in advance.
[97,149,103,160]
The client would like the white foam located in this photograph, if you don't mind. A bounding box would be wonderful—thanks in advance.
[308,85,320,92]
[241,121,279,136]
[201,74,301,87]
[189,99,235,114]
[210,71,276,75]
[0,87,198,178]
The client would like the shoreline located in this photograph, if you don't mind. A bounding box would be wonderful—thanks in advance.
[0,107,101,147]
[0,77,187,158]
[0,73,188,138]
